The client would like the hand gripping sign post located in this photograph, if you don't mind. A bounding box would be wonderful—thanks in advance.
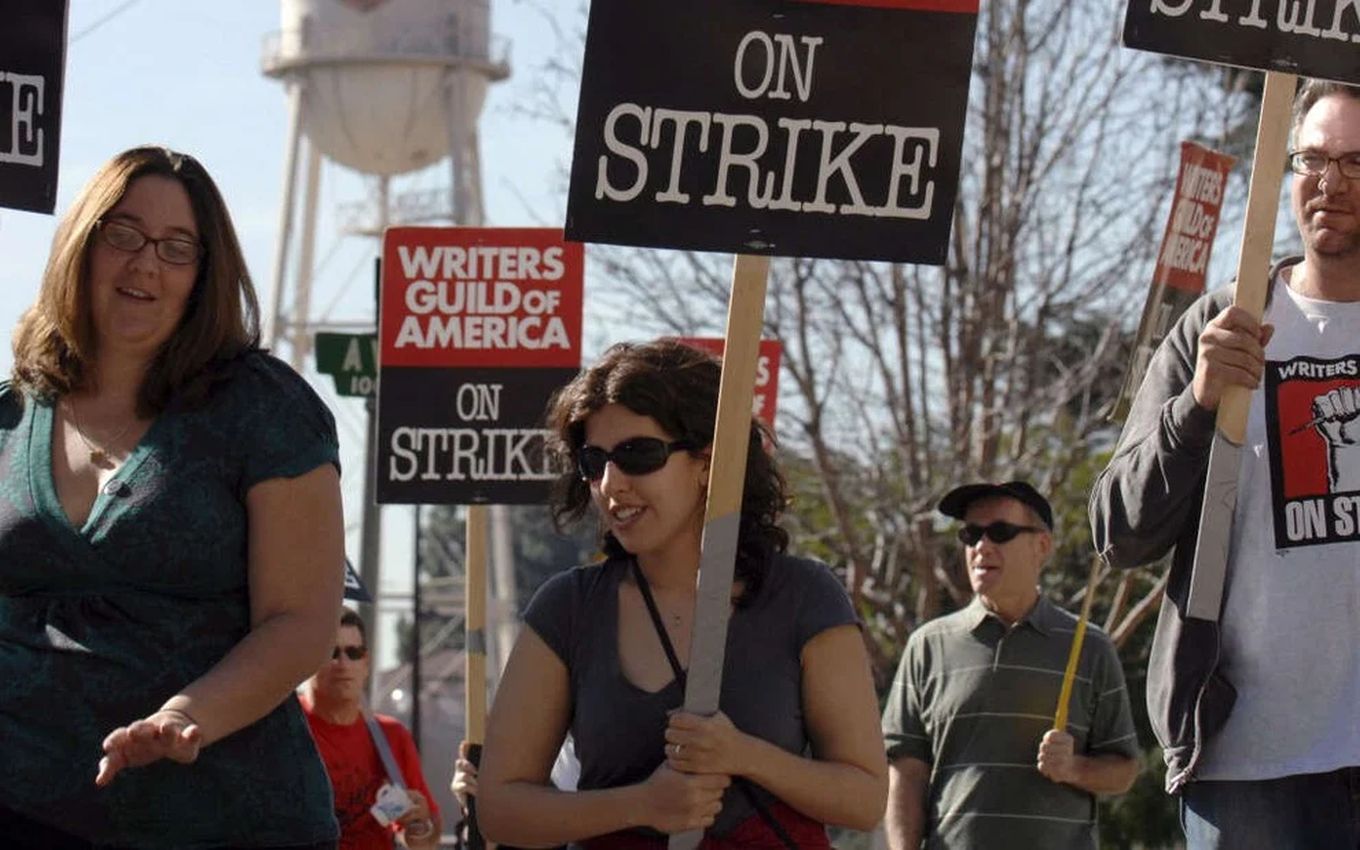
[1,0,68,214]
[1121,3,1360,622]
[377,226,584,849]
[567,2,978,846]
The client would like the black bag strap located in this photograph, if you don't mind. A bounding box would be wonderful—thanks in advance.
[631,560,800,850]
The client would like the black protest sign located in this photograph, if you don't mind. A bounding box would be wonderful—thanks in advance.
[376,227,585,505]
[376,366,578,505]
[1124,1,1360,84]
[1,0,67,214]
[566,0,979,265]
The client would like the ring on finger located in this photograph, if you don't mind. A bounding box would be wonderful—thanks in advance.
[671,742,684,757]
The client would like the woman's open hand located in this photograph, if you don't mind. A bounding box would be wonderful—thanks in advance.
[95,708,202,787]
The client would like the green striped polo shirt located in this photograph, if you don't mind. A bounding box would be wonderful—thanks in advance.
[882,595,1138,850]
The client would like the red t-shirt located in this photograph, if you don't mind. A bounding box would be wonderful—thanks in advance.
[301,697,441,850]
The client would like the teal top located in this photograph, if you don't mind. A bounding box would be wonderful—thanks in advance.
[0,352,341,848]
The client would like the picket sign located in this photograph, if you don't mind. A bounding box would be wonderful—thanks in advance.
[1185,72,1295,620]
[0,0,68,214]
[1110,141,1236,423]
[564,1,979,844]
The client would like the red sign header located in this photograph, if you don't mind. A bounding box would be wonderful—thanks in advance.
[678,337,783,430]
[380,227,585,369]
[1154,142,1236,295]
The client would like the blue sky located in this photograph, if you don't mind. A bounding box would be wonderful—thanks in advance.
[0,1,579,651]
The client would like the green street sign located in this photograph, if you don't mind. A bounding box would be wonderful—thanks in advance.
[315,332,378,398]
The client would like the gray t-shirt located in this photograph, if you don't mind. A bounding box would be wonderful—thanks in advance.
[523,553,858,837]
[1198,277,1360,780]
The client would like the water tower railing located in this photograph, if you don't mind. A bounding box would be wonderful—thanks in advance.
[261,22,511,74]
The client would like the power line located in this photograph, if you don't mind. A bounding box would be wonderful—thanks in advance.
[71,0,145,44]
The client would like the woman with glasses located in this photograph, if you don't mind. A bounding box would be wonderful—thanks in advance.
[476,339,888,848]
[0,147,344,848]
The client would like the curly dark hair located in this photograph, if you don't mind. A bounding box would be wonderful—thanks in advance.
[545,338,788,604]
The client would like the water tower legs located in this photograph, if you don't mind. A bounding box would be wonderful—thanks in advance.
[446,72,482,227]
[267,84,304,351]
[290,143,324,372]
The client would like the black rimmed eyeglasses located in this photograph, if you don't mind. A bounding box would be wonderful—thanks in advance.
[95,219,204,265]
[578,437,695,481]
[1288,150,1360,180]
[957,521,1045,546]
[332,645,367,662]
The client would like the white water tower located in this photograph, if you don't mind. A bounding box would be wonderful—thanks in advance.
[262,0,509,363]
[259,0,514,736]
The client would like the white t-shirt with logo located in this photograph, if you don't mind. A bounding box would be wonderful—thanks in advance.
[1199,274,1360,780]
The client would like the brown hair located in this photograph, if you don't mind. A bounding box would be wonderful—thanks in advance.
[340,607,368,648]
[1292,78,1360,141]
[545,338,789,603]
[11,146,261,415]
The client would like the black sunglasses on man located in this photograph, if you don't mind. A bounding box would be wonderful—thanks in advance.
[957,520,1045,547]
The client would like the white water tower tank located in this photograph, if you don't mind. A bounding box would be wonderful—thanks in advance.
[263,0,507,177]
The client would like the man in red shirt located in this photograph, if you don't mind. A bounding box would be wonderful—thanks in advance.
[303,609,441,850]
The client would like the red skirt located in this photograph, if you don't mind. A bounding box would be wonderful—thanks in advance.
[581,800,831,850]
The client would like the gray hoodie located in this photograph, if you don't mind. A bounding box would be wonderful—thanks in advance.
[1088,258,1298,792]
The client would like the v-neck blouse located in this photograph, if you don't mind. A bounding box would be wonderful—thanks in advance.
[0,353,341,847]
[523,554,859,838]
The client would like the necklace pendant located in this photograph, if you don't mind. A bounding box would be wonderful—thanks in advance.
[90,448,109,466]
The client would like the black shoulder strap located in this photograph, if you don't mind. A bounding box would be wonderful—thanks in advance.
[633,558,688,686]
[630,560,800,850]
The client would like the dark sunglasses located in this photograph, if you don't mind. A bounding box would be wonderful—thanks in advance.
[578,437,695,481]
[332,645,367,662]
[957,521,1045,546]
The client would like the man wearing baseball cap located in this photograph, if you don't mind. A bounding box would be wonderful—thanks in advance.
[881,481,1139,849]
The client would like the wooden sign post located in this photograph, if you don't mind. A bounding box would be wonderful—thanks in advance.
[463,504,488,850]
[1053,557,1103,731]
[566,1,979,846]
[1187,73,1294,619]
[680,252,771,727]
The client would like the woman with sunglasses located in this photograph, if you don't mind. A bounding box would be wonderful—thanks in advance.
[476,339,887,847]
[0,147,344,848]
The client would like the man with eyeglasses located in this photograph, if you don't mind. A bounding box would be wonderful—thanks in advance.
[1092,78,1360,849]
[302,609,442,849]
[882,481,1139,850]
